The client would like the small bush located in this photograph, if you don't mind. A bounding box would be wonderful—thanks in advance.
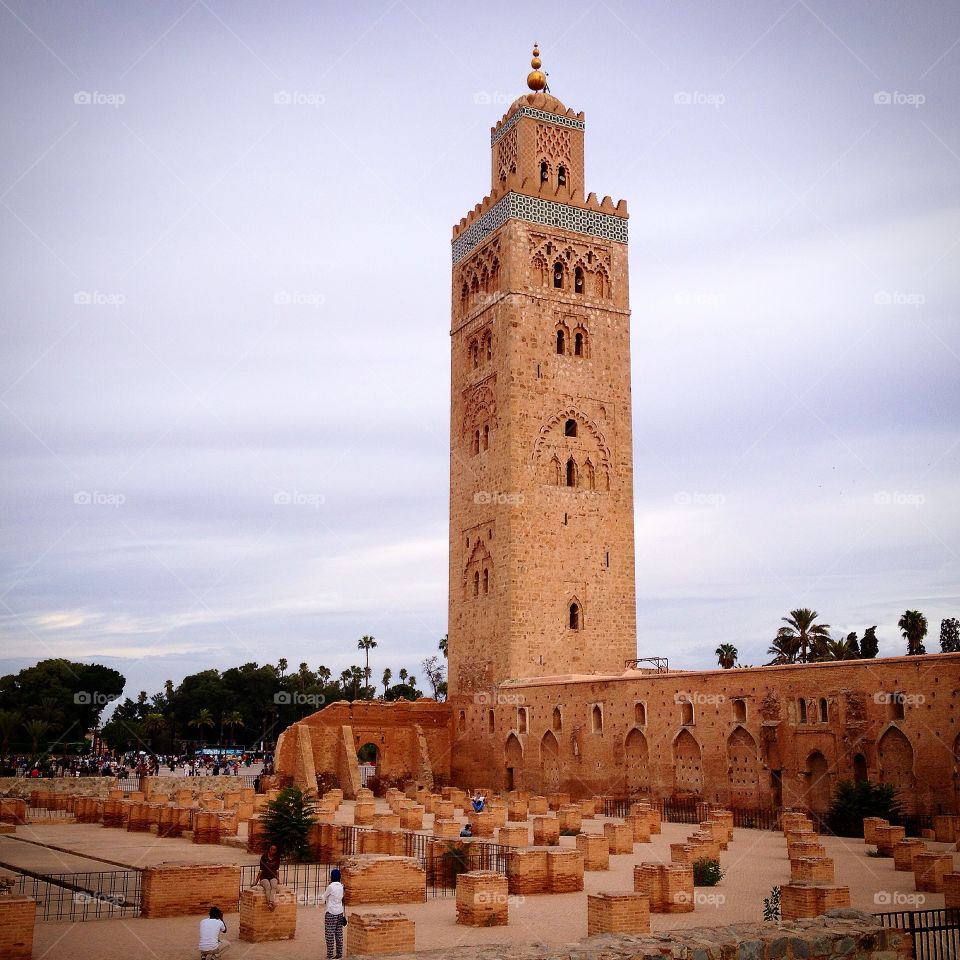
[763,885,781,922]
[693,858,723,886]
[262,786,318,861]
[826,780,902,838]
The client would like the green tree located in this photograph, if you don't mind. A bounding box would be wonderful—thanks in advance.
[860,626,879,659]
[189,708,215,745]
[262,786,318,860]
[767,629,800,665]
[222,710,245,746]
[381,668,392,697]
[776,609,831,663]
[0,709,21,760]
[357,636,378,696]
[24,718,50,758]
[277,659,288,678]
[939,617,959,653]
[898,610,928,656]
[142,712,166,749]
[820,634,860,661]
[827,780,902,837]
[715,644,737,669]
[422,656,446,699]
[439,634,448,658]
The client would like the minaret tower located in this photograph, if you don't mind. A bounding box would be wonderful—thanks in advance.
[448,47,636,696]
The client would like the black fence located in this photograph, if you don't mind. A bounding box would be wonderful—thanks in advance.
[426,841,513,897]
[875,908,960,959]
[14,868,141,921]
[602,797,783,830]
[239,861,339,908]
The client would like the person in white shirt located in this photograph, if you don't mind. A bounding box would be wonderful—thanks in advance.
[321,868,345,959]
[198,906,229,956]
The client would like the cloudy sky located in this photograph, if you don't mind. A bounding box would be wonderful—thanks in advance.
[1,0,957,703]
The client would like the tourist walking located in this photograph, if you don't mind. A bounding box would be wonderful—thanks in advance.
[254,843,281,910]
[198,906,230,957]
[321,868,345,959]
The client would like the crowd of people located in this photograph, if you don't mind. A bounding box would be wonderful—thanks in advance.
[6,751,273,779]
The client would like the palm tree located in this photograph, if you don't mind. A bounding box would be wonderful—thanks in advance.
[777,608,831,663]
[357,636,377,696]
[767,628,801,665]
[398,668,408,685]
[898,610,928,656]
[277,658,288,678]
[381,668,392,697]
[24,718,50,758]
[715,644,738,669]
[439,634,448,658]
[820,634,859,661]
[222,710,245,746]
[142,712,166,749]
[189,708,215,746]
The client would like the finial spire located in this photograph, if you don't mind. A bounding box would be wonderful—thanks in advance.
[527,42,547,91]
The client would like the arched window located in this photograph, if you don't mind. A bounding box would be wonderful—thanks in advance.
[584,460,595,490]
[556,329,565,354]
[566,457,577,487]
[552,707,562,731]
[469,340,478,368]
[635,702,646,725]
[540,160,549,183]
[798,698,807,723]
[460,283,469,312]
[564,418,577,437]
[473,430,480,455]
[681,701,694,726]
[483,331,492,361]
[891,693,905,721]
[473,571,480,596]
[558,164,566,186]
[482,424,489,451]
[853,753,868,782]
[553,262,564,289]
[819,698,828,723]
[518,708,527,734]
[574,266,584,294]
[551,456,562,486]
[592,704,603,733]
[595,271,607,298]
[482,568,489,594]
[488,709,495,733]
[569,602,580,630]
[733,699,747,722]
[574,332,584,356]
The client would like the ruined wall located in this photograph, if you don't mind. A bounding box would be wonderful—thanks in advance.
[450,653,960,813]
[274,700,453,791]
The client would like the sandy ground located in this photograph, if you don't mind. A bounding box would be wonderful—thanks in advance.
[18,802,959,960]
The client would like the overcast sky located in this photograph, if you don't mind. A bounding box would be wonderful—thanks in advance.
[1,0,958,704]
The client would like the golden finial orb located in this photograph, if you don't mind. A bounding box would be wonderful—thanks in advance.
[527,42,547,91]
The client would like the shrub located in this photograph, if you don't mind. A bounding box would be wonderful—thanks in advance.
[262,786,318,861]
[693,858,723,886]
[763,885,781,922]
[826,780,902,838]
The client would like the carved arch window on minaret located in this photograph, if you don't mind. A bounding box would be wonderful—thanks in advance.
[482,424,489,451]
[532,255,547,287]
[574,265,584,294]
[540,160,549,183]
[553,261,564,289]
[558,164,567,186]
[556,329,565,355]
[584,459,596,490]
[564,419,577,438]
[565,457,578,488]
[481,329,492,362]
[490,259,500,289]
[569,599,582,630]
[469,339,479,369]
[573,329,586,357]
[460,283,469,313]
[549,455,561,486]
[595,268,608,298]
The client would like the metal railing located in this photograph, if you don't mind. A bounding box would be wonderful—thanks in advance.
[14,868,141,921]
[25,806,75,821]
[875,908,960,959]
[240,861,339,907]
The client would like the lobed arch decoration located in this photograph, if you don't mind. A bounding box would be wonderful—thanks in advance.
[533,407,612,488]
[461,382,498,439]
[457,239,502,314]
[526,234,613,298]
[496,125,519,183]
[726,726,760,805]
[461,538,493,600]
[672,728,703,796]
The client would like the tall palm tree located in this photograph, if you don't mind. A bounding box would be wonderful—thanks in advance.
[277,658,288,678]
[398,668,408,685]
[820,635,859,661]
[381,668,392,696]
[439,634,448,659]
[357,636,377,696]
[767,628,801,665]
[898,610,928,656]
[142,712,166,749]
[778,609,831,663]
[24,718,50,758]
[715,644,738,669]
[189,708,215,746]
[222,710,245,745]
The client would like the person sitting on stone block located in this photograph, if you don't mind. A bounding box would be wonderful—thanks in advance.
[253,843,281,910]
[471,793,486,813]
[199,905,229,957]
[460,822,473,838]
